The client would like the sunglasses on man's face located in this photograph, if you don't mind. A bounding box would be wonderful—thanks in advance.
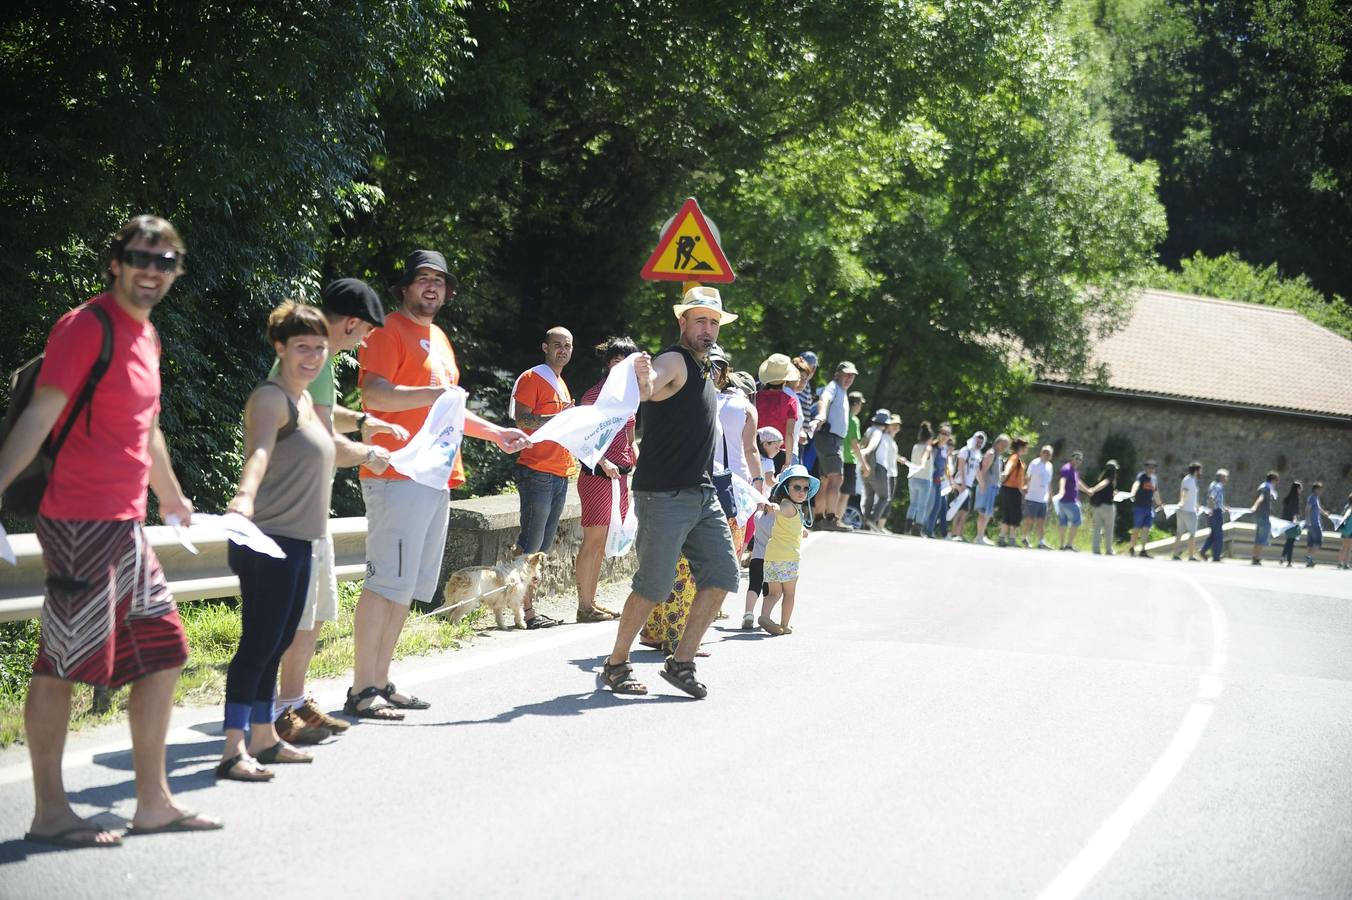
[120,248,181,273]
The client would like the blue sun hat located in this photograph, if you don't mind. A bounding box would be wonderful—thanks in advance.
[776,463,820,502]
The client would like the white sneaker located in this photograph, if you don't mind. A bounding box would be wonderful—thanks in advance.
[976,536,992,546]
[1037,541,1052,550]
[741,612,755,630]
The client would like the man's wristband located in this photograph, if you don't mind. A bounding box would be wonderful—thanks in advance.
[357,413,369,431]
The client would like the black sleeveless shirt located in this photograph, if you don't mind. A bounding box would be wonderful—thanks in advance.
[632,345,717,491]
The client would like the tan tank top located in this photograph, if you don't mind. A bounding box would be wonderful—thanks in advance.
[250,382,335,541]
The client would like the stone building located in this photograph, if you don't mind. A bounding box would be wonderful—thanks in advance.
[1024,289,1352,506]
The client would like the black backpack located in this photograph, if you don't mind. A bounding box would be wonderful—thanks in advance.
[1,304,114,517]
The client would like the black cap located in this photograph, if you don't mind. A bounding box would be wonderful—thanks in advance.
[395,250,454,288]
[321,278,385,327]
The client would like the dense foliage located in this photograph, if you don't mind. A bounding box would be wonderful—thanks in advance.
[5,1,1341,518]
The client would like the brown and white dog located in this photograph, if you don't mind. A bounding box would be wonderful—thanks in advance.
[441,552,547,629]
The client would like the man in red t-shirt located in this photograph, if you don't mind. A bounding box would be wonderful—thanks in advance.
[0,216,221,846]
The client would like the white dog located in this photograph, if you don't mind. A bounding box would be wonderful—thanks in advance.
[441,552,547,629]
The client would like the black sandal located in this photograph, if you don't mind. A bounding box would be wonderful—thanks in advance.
[601,660,648,695]
[214,753,274,782]
[343,686,405,720]
[660,656,707,699]
[526,612,562,629]
[379,682,430,710]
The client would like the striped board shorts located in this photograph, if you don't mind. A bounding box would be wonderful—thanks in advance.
[33,517,189,688]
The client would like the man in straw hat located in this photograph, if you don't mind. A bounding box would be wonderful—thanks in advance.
[601,287,744,699]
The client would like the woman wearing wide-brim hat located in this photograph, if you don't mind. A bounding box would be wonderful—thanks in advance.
[755,353,799,474]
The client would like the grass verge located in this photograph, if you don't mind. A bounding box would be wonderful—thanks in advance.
[0,582,481,749]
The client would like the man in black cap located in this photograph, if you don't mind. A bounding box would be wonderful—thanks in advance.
[270,278,410,742]
[348,251,530,718]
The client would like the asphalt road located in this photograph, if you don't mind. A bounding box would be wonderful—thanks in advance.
[1,533,1350,899]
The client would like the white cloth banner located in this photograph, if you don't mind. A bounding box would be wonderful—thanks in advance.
[1328,512,1347,531]
[1268,516,1297,536]
[1228,508,1249,523]
[527,354,640,469]
[1161,503,1179,519]
[388,387,468,490]
[0,524,15,566]
[730,473,772,527]
[946,488,970,522]
[905,460,926,479]
[1113,490,1132,503]
[173,513,286,559]
[604,479,637,558]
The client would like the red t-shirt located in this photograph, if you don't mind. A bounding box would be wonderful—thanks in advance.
[754,389,799,444]
[35,293,161,521]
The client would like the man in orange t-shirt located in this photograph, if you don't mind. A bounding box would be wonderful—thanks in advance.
[508,326,578,628]
[346,250,531,718]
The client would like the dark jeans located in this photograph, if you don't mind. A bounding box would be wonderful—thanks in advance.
[224,535,312,730]
[924,485,950,537]
[1281,535,1297,563]
[1200,514,1224,561]
[515,465,569,554]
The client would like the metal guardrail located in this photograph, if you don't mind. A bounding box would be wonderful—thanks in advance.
[0,517,370,623]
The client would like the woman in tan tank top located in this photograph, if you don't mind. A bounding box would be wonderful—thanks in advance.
[215,302,388,782]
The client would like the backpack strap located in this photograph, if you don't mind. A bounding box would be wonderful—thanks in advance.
[46,303,114,458]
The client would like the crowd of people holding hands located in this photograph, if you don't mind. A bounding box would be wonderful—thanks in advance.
[2,215,1349,848]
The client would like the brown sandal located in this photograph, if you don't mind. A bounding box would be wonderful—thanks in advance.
[576,605,615,623]
[601,660,648,695]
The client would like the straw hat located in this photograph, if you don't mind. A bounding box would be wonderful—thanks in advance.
[758,353,795,385]
[672,286,738,324]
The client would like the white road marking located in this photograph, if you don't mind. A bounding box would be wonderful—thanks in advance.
[1036,573,1229,900]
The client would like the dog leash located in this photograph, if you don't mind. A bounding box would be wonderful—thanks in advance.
[411,584,513,622]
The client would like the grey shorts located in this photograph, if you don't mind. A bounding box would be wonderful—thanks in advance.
[631,485,740,602]
[814,430,844,476]
[296,531,339,631]
[1177,510,1198,534]
[361,478,450,605]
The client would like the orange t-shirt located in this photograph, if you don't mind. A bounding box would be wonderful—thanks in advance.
[358,311,464,487]
[512,366,577,477]
[1002,455,1027,490]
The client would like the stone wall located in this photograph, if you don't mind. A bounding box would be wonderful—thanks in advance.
[438,490,637,607]
[1023,387,1352,507]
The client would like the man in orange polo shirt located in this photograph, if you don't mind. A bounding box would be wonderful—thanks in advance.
[509,326,578,628]
[346,250,530,718]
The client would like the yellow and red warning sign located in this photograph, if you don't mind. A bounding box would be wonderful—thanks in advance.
[640,197,735,284]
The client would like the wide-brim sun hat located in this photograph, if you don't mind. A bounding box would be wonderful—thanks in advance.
[777,463,820,501]
[758,353,795,385]
[886,414,902,426]
[673,285,738,324]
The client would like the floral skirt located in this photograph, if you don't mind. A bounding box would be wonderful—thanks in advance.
[640,520,743,652]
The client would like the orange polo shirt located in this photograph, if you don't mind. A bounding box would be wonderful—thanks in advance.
[513,366,577,478]
[358,311,465,488]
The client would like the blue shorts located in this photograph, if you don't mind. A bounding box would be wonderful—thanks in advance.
[1026,500,1048,520]
[975,484,999,515]
[1253,516,1271,546]
[1058,502,1082,527]
[1132,505,1154,529]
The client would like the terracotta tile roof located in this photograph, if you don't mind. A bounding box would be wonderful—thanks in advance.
[1038,289,1352,419]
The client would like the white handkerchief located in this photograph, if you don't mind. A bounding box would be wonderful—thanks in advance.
[1328,512,1347,531]
[188,513,287,559]
[1227,508,1249,523]
[0,523,15,566]
[1161,504,1179,518]
[526,354,640,468]
[1113,490,1132,503]
[388,387,468,490]
[1267,516,1294,535]
[163,515,200,555]
[906,460,925,479]
[947,489,970,522]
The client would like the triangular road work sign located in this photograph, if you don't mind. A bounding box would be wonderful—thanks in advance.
[640,197,735,283]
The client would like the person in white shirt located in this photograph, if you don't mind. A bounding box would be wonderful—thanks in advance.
[861,411,904,533]
[904,422,934,534]
[1171,461,1203,561]
[1020,445,1055,549]
[949,431,986,540]
[809,361,857,530]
